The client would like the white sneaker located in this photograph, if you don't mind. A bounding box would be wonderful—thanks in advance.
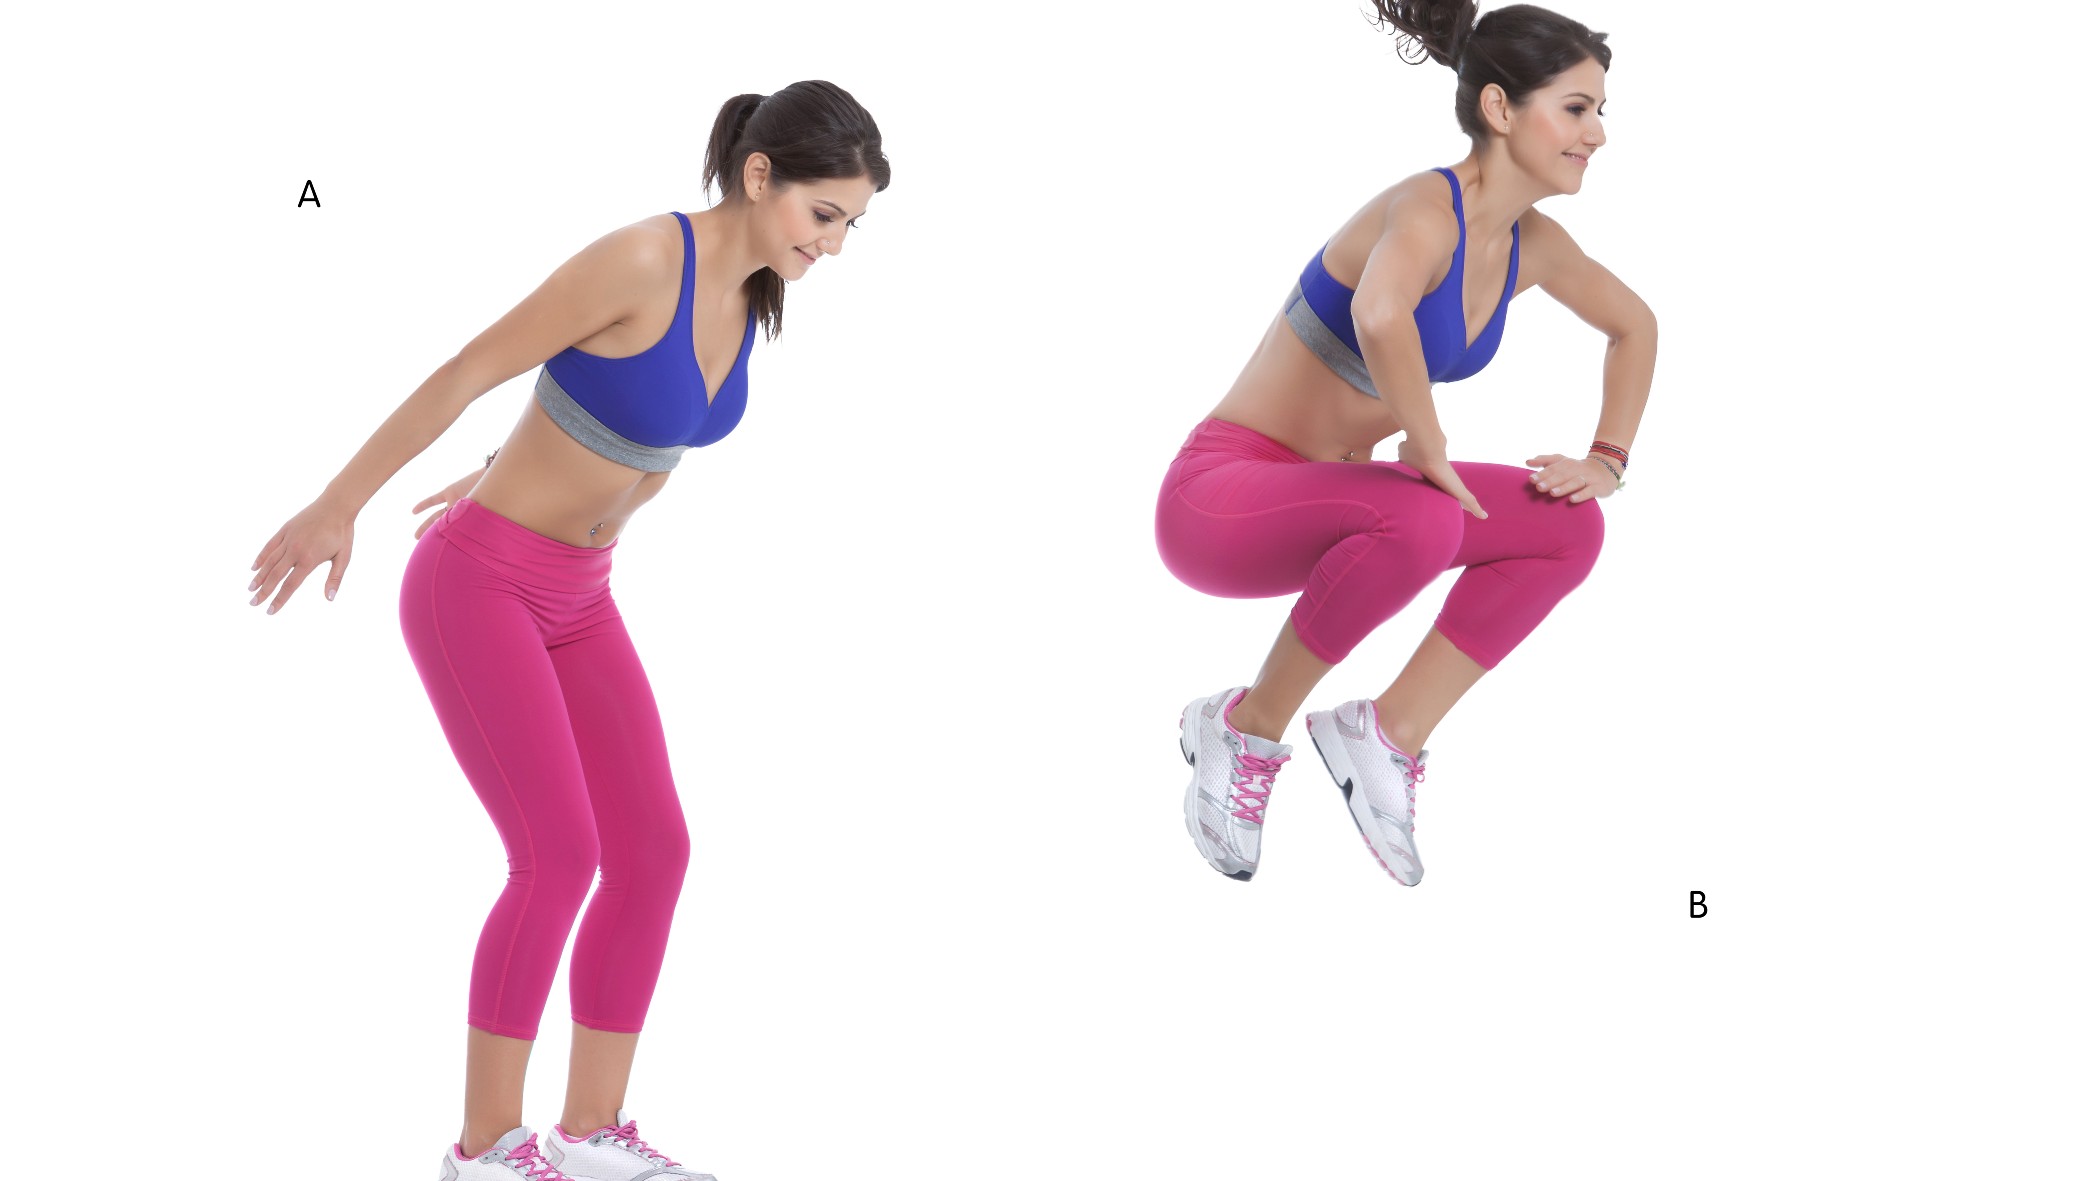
[1179,687,1292,880]
[1305,700,1428,886]
[439,1127,577,1180]
[545,1110,715,1180]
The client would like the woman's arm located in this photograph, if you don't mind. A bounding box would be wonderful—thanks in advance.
[1521,209,1658,504]
[248,220,671,612]
[1354,187,1488,518]
[319,222,672,515]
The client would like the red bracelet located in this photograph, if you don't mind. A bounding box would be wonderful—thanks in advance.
[1588,441,1629,469]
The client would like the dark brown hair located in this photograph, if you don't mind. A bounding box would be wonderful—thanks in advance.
[702,80,891,339]
[1371,2,1612,141]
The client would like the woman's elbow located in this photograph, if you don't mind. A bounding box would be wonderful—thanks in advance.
[1608,300,1658,345]
[1352,303,1413,348]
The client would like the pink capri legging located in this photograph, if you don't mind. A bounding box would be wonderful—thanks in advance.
[399,497,688,1041]
[1155,419,1605,669]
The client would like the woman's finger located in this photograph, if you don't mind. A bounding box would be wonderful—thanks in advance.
[250,552,296,606]
[251,528,287,573]
[1432,468,1487,520]
[250,541,292,598]
[414,509,441,540]
[323,544,352,602]
[412,491,444,513]
[268,562,315,614]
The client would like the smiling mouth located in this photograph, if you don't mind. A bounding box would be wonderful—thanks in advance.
[794,247,817,263]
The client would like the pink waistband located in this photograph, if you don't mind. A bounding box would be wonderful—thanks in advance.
[433,498,615,593]
[1176,418,1312,464]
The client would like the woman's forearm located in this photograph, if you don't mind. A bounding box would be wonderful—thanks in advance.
[1592,321,1657,453]
[1360,322,1446,447]
[318,355,485,515]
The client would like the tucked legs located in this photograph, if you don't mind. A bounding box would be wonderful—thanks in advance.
[1157,420,1605,748]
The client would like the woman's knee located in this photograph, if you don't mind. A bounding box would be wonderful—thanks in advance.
[603,813,691,889]
[520,829,602,902]
[1564,497,1607,574]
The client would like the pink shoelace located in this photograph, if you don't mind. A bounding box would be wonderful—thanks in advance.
[604,1120,680,1169]
[1230,750,1290,823]
[1391,753,1427,821]
[501,1136,569,1180]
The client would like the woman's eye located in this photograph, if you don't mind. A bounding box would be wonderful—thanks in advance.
[814,212,834,224]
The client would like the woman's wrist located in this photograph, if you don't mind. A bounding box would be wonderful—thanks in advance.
[1585,453,1625,488]
[315,483,368,518]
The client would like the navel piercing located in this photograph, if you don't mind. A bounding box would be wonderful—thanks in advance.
[589,522,603,538]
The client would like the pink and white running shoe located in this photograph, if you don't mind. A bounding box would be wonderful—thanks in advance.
[1305,700,1428,887]
[545,1110,715,1181]
[439,1127,579,1180]
[1179,686,1292,880]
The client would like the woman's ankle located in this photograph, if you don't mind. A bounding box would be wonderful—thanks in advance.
[1226,695,1288,743]
[557,1110,617,1138]
[1370,704,1425,759]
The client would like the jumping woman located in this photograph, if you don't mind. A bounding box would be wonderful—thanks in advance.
[246,81,888,1179]
[1161,3,1654,887]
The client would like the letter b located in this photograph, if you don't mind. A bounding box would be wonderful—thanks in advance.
[1689,890,1706,918]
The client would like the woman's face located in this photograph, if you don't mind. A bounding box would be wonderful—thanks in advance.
[747,162,879,281]
[1506,57,1608,194]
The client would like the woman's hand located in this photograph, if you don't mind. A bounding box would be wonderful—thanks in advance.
[1398,435,1487,520]
[1526,453,1618,504]
[249,499,356,614]
[412,468,485,539]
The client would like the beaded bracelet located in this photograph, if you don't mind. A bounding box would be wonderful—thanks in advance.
[1585,453,1626,490]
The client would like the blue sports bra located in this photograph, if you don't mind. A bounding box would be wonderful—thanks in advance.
[534,211,756,472]
[1284,167,1519,395]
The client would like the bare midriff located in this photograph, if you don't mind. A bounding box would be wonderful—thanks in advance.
[1207,314,1401,463]
[464,398,669,549]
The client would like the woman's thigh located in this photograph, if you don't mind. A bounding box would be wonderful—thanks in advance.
[400,536,597,844]
[1158,456,1462,599]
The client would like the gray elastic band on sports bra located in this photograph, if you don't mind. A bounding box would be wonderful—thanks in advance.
[534,367,688,473]
[1284,282,1380,399]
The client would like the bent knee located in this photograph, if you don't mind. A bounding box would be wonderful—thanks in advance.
[603,819,691,885]
[515,832,602,895]
[1560,497,1607,576]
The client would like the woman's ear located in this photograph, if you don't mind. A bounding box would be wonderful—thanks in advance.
[1480,83,1513,135]
[741,151,772,202]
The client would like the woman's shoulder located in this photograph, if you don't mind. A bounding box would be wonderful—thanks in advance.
[564,214,683,284]
[1358,171,1467,239]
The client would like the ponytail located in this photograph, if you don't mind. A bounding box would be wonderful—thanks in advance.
[1370,3,1611,142]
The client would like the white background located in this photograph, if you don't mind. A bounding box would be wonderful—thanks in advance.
[3,1,2093,1176]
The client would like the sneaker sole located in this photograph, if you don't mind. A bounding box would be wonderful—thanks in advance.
[1305,711,1422,887]
[1181,705,1254,881]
